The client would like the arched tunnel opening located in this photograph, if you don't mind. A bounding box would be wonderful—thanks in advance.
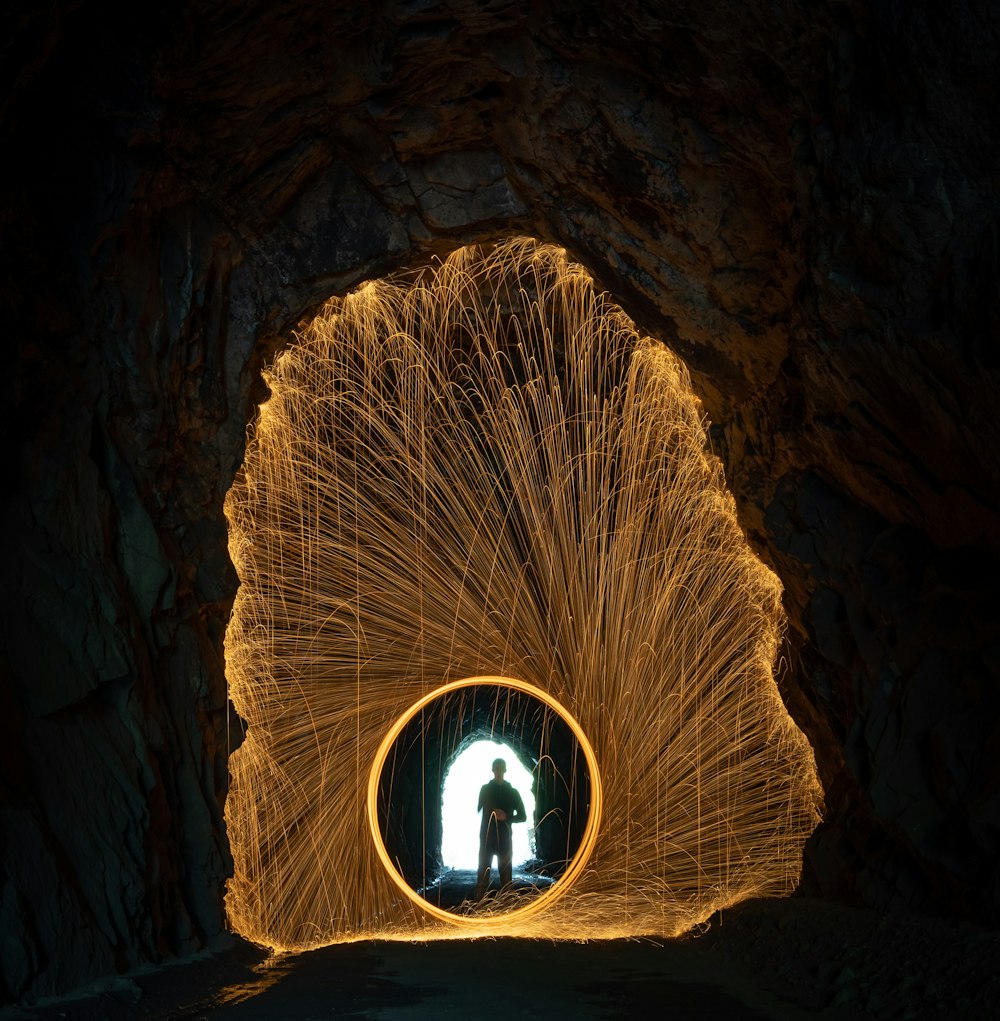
[223,238,821,947]
[440,738,537,871]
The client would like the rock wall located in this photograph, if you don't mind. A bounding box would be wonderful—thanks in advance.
[1,0,997,1002]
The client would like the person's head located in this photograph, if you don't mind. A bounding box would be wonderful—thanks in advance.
[491,757,506,780]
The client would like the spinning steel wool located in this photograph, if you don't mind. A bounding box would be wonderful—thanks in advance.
[224,238,821,949]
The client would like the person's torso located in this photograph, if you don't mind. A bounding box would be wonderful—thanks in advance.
[480,780,517,823]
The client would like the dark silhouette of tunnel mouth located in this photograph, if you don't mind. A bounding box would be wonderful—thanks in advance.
[374,680,592,916]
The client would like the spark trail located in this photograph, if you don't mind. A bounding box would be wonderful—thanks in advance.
[224,238,822,949]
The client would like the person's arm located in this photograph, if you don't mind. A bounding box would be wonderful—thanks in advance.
[510,788,527,824]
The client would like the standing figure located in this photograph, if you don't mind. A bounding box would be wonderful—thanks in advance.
[475,757,527,899]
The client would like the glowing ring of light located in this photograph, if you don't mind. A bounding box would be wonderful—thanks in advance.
[367,675,603,927]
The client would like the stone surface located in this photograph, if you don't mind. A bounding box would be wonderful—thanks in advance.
[3,899,1000,1020]
[1,0,998,1003]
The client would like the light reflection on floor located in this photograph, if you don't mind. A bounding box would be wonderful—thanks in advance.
[209,953,297,1010]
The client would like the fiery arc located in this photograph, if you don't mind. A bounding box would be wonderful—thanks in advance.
[224,238,822,948]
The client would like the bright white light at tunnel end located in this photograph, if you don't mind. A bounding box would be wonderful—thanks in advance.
[441,739,536,869]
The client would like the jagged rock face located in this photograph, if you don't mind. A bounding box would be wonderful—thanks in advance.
[2,0,998,1002]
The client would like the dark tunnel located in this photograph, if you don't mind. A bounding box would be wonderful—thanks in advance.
[2,0,999,1005]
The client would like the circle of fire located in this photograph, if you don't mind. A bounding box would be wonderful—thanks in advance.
[367,675,603,925]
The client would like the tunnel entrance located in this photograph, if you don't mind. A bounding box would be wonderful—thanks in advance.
[224,238,821,948]
[440,739,535,870]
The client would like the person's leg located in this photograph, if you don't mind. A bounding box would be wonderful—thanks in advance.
[499,849,512,889]
[475,840,492,900]
[498,829,513,890]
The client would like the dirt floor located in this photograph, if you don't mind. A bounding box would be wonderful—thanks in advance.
[2,897,998,1020]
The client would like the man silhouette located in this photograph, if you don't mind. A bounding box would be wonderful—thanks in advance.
[475,757,527,899]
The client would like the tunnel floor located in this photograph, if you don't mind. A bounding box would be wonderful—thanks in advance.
[3,897,998,1020]
[417,866,557,912]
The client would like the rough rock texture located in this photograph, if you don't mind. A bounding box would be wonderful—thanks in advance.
[1,0,998,1003]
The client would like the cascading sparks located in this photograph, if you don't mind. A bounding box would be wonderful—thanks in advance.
[224,238,822,949]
